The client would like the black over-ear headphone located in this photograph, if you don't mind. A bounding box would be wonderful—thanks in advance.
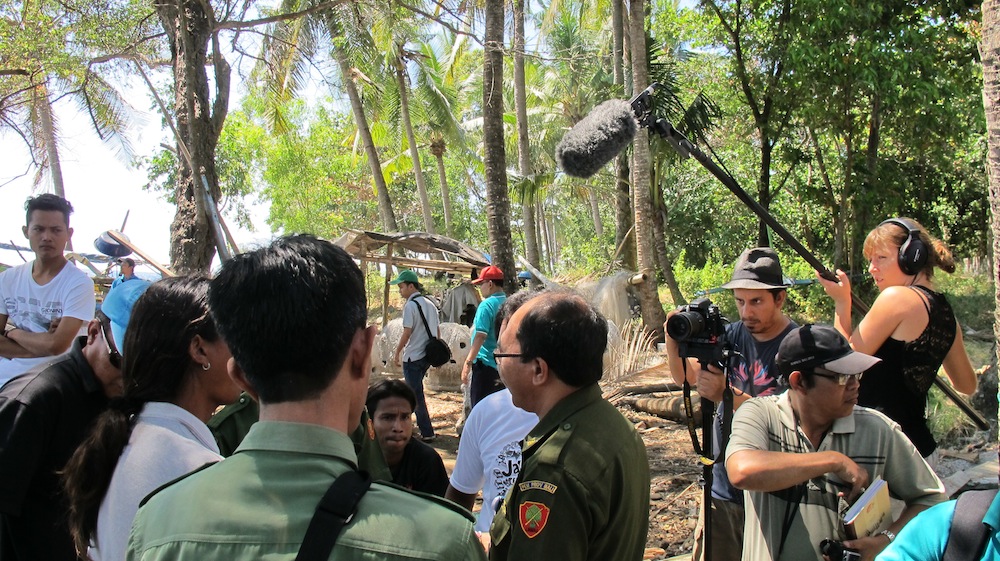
[879,218,928,275]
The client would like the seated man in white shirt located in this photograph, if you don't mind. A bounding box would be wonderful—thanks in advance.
[0,194,95,387]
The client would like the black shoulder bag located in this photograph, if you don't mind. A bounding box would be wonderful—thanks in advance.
[413,296,452,367]
[295,471,372,561]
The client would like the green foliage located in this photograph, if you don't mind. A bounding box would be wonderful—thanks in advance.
[927,384,979,445]
[2,0,160,174]
[936,270,997,334]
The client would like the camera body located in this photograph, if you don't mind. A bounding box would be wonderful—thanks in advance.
[820,539,861,561]
[666,297,729,367]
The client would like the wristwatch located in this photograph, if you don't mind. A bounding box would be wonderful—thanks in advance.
[878,529,896,543]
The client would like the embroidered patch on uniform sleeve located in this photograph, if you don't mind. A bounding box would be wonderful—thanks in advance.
[519,501,550,538]
[518,480,557,494]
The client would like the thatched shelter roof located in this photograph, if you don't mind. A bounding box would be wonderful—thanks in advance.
[333,229,489,275]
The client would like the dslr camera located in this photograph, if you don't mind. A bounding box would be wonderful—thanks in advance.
[819,539,861,561]
[666,297,729,367]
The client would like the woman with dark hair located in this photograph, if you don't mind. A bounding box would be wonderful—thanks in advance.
[817,218,977,461]
[61,276,240,561]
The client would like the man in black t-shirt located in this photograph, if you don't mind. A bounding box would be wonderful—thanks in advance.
[664,247,797,561]
[366,379,449,496]
[0,280,147,561]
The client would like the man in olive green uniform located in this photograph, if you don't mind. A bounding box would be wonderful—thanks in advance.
[488,292,650,561]
[127,235,484,561]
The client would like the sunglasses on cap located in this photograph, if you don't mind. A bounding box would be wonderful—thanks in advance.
[96,311,122,369]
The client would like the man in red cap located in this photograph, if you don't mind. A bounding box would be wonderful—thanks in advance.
[461,265,506,408]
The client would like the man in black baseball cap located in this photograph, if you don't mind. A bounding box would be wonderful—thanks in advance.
[727,324,946,561]
[663,247,797,561]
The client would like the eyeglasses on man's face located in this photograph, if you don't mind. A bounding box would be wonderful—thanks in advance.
[493,352,526,361]
[811,368,863,386]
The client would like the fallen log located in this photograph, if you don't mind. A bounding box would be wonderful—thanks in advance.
[622,394,702,425]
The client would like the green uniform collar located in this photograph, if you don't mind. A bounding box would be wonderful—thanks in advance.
[235,420,360,469]
[524,383,602,450]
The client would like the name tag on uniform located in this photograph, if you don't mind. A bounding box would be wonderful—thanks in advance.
[518,480,557,494]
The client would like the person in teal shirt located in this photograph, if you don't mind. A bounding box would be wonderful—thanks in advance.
[127,235,484,561]
[110,258,137,290]
[461,265,507,407]
[876,490,1000,561]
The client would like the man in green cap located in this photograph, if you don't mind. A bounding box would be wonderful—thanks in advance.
[390,269,440,441]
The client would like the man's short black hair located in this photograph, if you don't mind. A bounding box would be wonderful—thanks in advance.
[516,292,607,387]
[207,234,367,403]
[366,379,416,414]
[495,289,536,333]
[25,193,73,226]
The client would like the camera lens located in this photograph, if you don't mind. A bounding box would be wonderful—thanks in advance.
[666,310,705,341]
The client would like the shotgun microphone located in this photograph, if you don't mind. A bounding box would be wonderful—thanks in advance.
[555,99,638,179]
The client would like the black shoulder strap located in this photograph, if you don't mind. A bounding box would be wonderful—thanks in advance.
[138,461,218,508]
[413,296,435,338]
[295,471,372,561]
[943,488,998,561]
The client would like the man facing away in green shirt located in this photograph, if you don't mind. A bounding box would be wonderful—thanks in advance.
[126,235,485,561]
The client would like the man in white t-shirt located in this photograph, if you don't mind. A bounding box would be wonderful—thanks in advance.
[0,194,95,387]
[447,388,537,532]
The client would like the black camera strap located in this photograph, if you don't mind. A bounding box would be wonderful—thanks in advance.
[718,357,735,467]
[681,358,727,561]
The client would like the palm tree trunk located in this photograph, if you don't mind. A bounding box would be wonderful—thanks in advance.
[433,151,453,236]
[629,0,665,338]
[978,0,1000,424]
[36,85,72,250]
[483,0,515,289]
[615,0,634,270]
[395,45,435,233]
[536,199,546,270]
[513,0,541,283]
[588,187,604,239]
[335,46,398,232]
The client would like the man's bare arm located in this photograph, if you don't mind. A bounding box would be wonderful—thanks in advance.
[461,331,488,384]
[0,314,34,359]
[446,484,478,512]
[394,327,413,366]
[5,317,84,357]
[727,449,868,500]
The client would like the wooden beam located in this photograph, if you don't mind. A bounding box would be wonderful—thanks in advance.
[382,243,393,328]
[358,254,479,274]
[106,230,175,277]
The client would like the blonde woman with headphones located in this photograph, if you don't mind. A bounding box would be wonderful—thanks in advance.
[817,218,977,463]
